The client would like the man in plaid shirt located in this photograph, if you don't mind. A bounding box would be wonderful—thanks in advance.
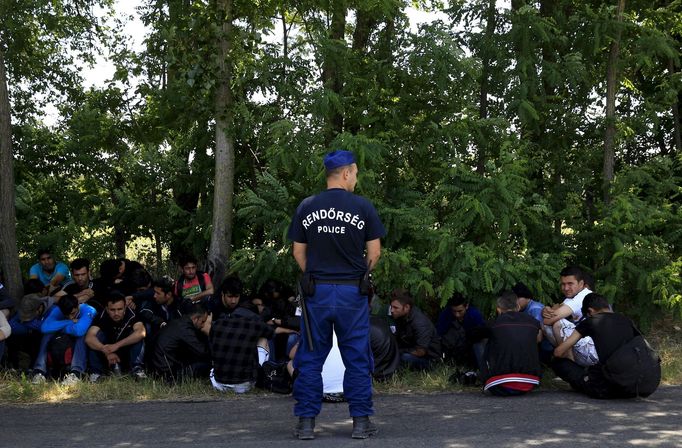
[209,302,295,393]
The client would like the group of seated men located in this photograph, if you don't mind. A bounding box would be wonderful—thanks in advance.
[0,252,660,399]
[385,266,660,398]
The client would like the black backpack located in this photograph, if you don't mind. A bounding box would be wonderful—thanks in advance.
[602,334,661,398]
[257,361,292,394]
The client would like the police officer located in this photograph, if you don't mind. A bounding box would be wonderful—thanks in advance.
[288,150,385,440]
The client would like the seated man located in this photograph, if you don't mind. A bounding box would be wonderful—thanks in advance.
[542,266,597,367]
[7,293,57,369]
[32,295,96,384]
[436,293,486,368]
[390,289,441,370]
[480,291,543,396]
[207,276,243,321]
[0,308,10,363]
[174,254,214,303]
[139,277,188,335]
[512,281,553,361]
[85,292,146,381]
[0,281,14,318]
[151,302,211,382]
[552,293,660,399]
[209,302,292,394]
[29,249,71,295]
[370,314,400,381]
[54,258,95,303]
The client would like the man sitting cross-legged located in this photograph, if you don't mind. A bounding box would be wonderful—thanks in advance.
[85,291,147,381]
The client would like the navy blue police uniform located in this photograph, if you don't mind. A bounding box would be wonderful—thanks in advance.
[288,153,385,419]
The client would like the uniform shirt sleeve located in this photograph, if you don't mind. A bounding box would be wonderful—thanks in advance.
[362,200,386,241]
[287,201,308,243]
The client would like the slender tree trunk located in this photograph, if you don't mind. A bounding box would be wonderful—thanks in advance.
[669,58,682,154]
[603,0,626,204]
[475,0,496,174]
[0,48,23,300]
[207,0,235,286]
[322,0,346,145]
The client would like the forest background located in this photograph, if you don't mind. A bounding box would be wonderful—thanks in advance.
[0,0,680,327]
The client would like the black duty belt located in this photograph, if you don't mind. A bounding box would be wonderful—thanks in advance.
[316,279,360,286]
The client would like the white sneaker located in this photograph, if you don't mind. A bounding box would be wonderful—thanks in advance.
[132,369,147,380]
[31,372,47,384]
[61,372,81,386]
[89,373,102,383]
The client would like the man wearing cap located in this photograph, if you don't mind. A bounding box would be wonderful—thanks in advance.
[7,293,57,368]
[288,150,385,440]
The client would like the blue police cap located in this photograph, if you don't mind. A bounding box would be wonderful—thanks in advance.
[323,150,356,170]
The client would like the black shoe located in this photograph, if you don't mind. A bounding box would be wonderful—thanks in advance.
[294,417,315,440]
[352,416,378,439]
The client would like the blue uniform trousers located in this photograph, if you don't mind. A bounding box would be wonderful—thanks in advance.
[293,283,373,417]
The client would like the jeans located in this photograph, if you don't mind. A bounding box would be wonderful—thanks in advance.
[33,332,87,375]
[400,351,433,370]
[88,330,145,374]
[293,284,373,418]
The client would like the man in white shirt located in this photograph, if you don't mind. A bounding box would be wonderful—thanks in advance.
[542,266,598,366]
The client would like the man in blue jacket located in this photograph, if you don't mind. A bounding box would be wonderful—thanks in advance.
[31,294,96,385]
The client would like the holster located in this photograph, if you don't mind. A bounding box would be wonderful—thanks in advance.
[300,272,316,297]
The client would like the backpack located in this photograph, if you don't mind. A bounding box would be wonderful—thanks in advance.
[47,334,75,377]
[257,361,292,394]
[602,335,661,398]
[175,272,207,298]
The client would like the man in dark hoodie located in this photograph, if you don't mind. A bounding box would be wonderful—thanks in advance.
[151,302,210,382]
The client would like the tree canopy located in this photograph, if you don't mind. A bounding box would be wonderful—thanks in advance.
[1,0,680,325]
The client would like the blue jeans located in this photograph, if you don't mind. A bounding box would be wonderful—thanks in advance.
[400,351,433,370]
[88,331,145,374]
[33,332,87,375]
[293,283,373,418]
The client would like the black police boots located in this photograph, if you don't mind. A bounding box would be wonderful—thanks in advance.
[294,417,315,440]
[351,416,378,439]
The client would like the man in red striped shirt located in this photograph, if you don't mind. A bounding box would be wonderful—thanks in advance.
[481,291,543,396]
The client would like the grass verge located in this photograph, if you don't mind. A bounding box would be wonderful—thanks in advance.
[2,318,680,404]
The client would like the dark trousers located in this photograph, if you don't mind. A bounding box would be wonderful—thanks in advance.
[551,358,633,399]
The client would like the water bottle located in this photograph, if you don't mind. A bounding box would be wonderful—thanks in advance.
[112,362,122,376]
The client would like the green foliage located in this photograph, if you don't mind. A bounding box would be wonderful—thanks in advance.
[5,0,681,327]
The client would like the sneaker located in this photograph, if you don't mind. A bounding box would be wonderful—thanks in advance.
[61,372,81,386]
[132,369,148,380]
[293,417,315,440]
[89,373,102,383]
[31,372,47,385]
[351,416,378,439]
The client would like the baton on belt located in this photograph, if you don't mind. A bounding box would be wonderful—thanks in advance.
[296,277,315,352]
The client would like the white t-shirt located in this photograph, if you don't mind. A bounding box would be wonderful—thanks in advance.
[562,288,592,321]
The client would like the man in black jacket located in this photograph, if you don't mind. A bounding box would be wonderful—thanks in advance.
[151,302,210,382]
[552,293,660,398]
[389,289,441,370]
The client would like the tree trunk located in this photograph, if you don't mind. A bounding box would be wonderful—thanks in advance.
[669,58,681,154]
[322,0,346,145]
[207,0,235,287]
[0,48,23,300]
[603,0,625,204]
[475,0,496,174]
